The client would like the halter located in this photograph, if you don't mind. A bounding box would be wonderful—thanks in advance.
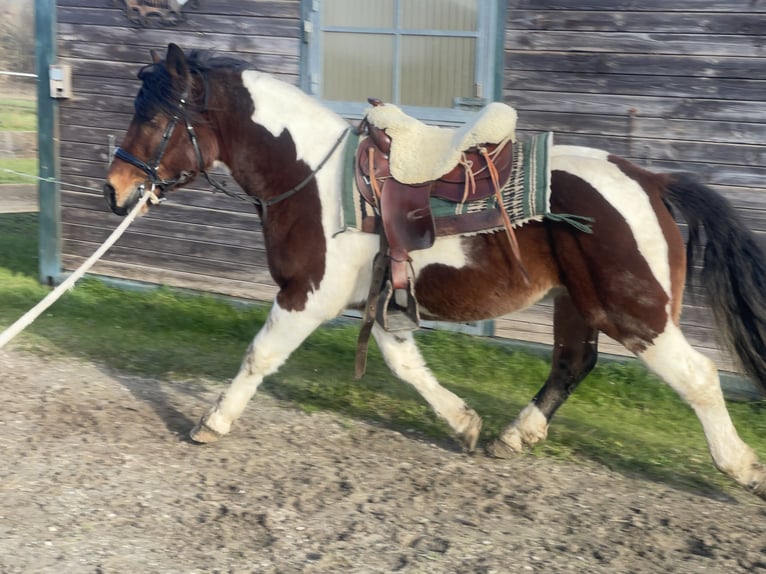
[114,80,351,225]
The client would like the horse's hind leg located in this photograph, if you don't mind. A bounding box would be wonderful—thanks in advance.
[640,322,766,497]
[190,302,324,443]
[372,324,483,451]
[487,293,599,457]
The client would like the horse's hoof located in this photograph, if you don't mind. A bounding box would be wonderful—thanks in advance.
[189,419,223,444]
[485,437,521,459]
[746,466,766,500]
[749,480,766,500]
[456,408,483,453]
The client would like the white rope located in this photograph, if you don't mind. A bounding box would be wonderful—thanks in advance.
[0,167,102,194]
[0,191,152,350]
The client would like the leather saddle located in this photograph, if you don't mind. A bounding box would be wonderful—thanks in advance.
[354,98,518,334]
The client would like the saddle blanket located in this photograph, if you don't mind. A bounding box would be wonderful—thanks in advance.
[341,131,591,236]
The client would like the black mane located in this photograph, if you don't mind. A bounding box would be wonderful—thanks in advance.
[134,50,250,121]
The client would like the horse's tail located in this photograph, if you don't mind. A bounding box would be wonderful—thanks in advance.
[664,173,766,395]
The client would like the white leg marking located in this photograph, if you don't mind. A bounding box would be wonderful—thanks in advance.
[640,323,765,492]
[494,403,549,453]
[196,302,325,438]
[372,325,482,450]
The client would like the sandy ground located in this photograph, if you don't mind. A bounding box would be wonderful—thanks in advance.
[0,348,764,574]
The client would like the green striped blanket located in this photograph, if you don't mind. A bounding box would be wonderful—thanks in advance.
[341,131,592,235]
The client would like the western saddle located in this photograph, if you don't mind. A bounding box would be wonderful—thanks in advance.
[354,98,525,355]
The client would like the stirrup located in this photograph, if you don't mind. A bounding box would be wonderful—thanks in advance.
[376,279,420,332]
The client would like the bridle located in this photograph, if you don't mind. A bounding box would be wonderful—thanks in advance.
[113,86,206,203]
[113,75,351,224]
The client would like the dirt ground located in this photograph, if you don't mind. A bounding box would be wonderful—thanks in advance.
[0,348,764,574]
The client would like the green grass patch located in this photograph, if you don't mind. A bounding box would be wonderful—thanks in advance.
[0,97,36,131]
[1,212,764,497]
[0,157,38,184]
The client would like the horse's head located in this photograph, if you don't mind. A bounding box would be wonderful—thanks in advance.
[104,43,216,216]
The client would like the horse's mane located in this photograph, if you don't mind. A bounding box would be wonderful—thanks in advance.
[134,50,250,121]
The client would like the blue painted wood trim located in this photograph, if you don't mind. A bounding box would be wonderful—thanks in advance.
[35,0,61,286]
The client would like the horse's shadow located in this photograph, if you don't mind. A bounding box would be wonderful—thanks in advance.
[96,364,207,443]
[83,334,740,504]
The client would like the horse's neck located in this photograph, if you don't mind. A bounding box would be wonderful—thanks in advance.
[222,71,348,233]
[240,71,348,166]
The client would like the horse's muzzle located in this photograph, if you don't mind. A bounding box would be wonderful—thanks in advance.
[103,182,138,216]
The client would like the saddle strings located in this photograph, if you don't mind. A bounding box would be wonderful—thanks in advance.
[482,146,531,286]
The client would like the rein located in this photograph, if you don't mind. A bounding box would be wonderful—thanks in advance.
[214,126,351,225]
[115,80,351,226]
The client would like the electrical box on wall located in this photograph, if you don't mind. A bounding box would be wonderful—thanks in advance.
[49,64,72,99]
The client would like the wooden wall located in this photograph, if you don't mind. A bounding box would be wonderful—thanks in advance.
[56,0,766,372]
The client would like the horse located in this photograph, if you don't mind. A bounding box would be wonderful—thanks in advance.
[104,43,766,500]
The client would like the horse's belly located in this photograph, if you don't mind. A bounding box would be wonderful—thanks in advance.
[413,225,559,322]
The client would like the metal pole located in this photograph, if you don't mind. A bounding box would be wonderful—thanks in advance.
[34,0,61,286]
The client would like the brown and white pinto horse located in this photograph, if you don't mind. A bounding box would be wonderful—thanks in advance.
[104,44,766,499]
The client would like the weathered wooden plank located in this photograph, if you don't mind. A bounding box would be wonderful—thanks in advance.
[544,133,766,170]
[59,17,300,45]
[505,89,766,123]
[63,239,272,284]
[504,51,766,80]
[61,256,279,303]
[63,222,267,265]
[61,41,299,75]
[55,55,298,87]
[506,31,766,58]
[56,0,299,21]
[63,208,265,250]
[508,0,766,12]
[60,170,257,213]
[61,191,262,232]
[57,7,300,38]
[504,69,766,102]
[518,111,766,146]
[507,10,766,35]
[61,123,124,147]
[624,157,766,189]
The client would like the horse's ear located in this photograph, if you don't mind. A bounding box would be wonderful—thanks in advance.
[164,43,190,84]
[150,48,162,64]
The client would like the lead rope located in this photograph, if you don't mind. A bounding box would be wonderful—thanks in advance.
[0,190,154,350]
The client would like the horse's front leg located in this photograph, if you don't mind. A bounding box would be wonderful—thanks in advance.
[372,324,483,451]
[190,302,324,443]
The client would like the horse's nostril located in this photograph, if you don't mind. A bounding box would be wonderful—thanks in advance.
[103,182,129,216]
[103,182,116,203]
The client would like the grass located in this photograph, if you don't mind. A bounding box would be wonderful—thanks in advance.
[0,95,37,183]
[1,213,765,497]
[0,97,36,131]
[0,157,38,184]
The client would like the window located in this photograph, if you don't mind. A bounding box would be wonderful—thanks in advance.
[301,0,503,124]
